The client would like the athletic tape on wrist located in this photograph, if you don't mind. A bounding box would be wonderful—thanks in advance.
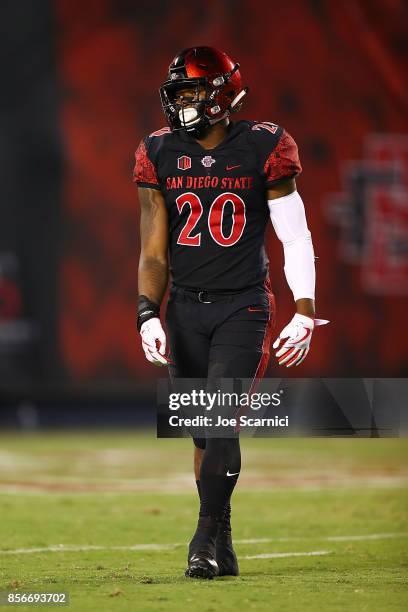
[137,295,160,331]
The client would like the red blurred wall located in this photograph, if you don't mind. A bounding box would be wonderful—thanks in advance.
[55,0,408,380]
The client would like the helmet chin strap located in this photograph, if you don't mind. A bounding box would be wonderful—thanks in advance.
[208,110,229,125]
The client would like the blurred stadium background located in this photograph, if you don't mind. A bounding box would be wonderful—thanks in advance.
[0,0,407,427]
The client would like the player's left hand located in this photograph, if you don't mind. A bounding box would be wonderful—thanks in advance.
[273,313,329,367]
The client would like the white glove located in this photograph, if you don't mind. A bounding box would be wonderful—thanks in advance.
[273,313,329,368]
[140,317,169,366]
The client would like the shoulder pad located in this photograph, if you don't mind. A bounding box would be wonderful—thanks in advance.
[248,122,302,184]
[133,135,161,189]
[248,121,284,159]
[144,127,172,163]
[249,121,282,136]
[248,121,284,149]
[264,129,302,185]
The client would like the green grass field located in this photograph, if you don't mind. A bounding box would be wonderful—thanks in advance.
[0,432,407,611]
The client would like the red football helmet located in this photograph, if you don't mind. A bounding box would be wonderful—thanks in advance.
[159,46,248,135]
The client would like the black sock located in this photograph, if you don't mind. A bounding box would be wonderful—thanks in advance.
[200,475,238,518]
[198,478,231,526]
[222,503,231,527]
[199,438,240,519]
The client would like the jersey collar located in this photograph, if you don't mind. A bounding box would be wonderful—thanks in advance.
[176,121,244,153]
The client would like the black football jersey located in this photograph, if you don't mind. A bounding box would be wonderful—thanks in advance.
[133,120,301,291]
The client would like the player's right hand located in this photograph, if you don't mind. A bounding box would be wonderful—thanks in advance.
[140,318,169,366]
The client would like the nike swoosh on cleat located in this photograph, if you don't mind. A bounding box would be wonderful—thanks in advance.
[226,470,240,477]
[226,164,241,170]
[248,307,263,312]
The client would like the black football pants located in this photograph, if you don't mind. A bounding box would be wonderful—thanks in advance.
[165,280,276,447]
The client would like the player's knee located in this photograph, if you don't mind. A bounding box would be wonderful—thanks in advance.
[203,437,241,474]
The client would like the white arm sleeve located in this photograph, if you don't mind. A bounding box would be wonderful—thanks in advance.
[268,190,315,301]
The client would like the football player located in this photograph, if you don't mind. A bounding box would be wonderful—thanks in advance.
[133,46,328,579]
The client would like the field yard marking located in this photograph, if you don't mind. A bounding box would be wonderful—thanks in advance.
[0,533,407,555]
[238,532,408,544]
[244,551,330,560]
[0,472,407,494]
[0,544,179,554]
[327,532,408,541]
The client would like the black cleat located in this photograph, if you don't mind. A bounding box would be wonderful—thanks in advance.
[185,516,220,579]
[185,552,219,579]
[216,524,239,576]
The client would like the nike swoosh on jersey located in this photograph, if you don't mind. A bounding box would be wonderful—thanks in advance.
[226,470,240,477]
[226,164,241,170]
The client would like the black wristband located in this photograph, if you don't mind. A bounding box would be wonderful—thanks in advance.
[137,295,160,331]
